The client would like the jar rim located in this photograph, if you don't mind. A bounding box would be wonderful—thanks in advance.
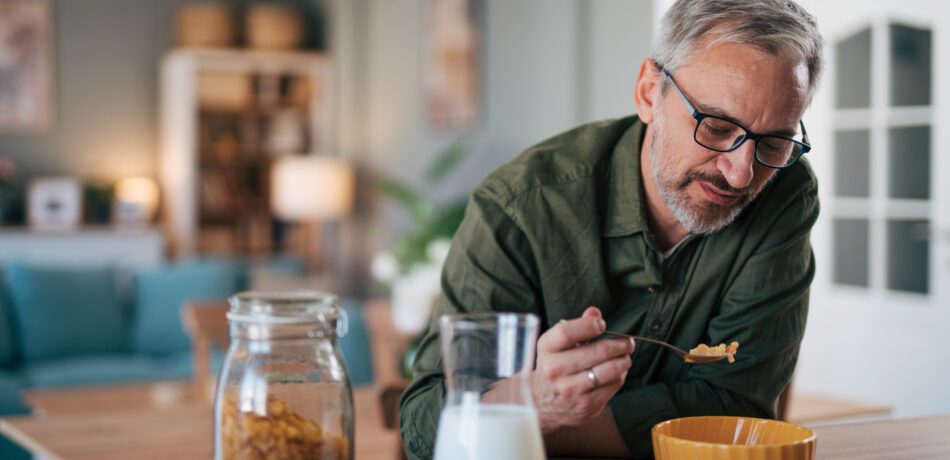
[227,290,341,325]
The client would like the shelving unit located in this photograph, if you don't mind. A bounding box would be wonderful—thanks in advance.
[159,48,334,258]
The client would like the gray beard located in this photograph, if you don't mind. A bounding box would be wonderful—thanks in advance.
[648,125,764,235]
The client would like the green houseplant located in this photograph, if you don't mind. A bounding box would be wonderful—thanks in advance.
[371,142,469,335]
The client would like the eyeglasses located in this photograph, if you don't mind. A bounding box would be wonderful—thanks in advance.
[660,67,811,170]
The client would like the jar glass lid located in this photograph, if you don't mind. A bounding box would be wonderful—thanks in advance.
[227,290,341,326]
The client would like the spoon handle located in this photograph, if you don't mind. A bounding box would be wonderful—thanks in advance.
[600,331,689,358]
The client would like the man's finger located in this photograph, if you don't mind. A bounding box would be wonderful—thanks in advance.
[589,355,632,387]
[544,338,634,377]
[539,312,606,352]
[554,354,631,398]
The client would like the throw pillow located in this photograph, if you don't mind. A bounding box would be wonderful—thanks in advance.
[132,259,246,356]
[6,263,125,361]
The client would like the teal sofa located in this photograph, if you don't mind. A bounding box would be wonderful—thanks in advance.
[0,259,373,416]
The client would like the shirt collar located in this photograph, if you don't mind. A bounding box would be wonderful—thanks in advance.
[603,116,649,237]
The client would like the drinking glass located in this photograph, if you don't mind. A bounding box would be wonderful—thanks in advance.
[433,312,544,460]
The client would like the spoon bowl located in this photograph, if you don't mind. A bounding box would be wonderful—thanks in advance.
[600,331,729,364]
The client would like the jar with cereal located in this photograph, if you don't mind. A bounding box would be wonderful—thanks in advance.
[214,291,354,460]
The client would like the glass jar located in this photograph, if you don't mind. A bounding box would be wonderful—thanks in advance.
[214,291,354,460]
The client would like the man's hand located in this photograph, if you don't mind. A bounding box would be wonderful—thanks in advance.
[532,307,635,434]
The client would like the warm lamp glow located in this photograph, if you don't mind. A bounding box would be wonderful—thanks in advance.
[271,156,355,221]
[116,176,160,219]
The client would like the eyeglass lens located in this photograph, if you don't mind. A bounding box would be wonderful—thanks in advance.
[695,117,804,168]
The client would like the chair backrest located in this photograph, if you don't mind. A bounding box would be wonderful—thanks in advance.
[363,300,411,460]
[180,300,230,402]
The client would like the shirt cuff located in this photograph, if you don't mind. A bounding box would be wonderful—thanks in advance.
[608,382,680,459]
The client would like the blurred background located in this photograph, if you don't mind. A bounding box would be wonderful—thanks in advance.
[0,0,946,451]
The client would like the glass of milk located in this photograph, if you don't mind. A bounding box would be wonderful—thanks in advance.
[433,312,545,460]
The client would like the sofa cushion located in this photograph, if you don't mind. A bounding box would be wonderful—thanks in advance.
[0,371,29,416]
[0,286,17,367]
[7,263,125,361]
[338,299,374,385]
[22,353,197,388]
[132,260,245,356]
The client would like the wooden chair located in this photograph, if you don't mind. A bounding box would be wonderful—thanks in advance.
[777,382,791,421]
[180,300,230,402]
[363,300,412,460]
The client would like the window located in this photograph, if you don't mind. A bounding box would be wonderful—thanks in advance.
[831,22,932,294]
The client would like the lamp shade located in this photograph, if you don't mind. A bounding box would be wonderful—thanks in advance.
[116,176,160,220]
[271,156,355,221]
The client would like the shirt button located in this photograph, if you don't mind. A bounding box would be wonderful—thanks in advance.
[649,320,663,332]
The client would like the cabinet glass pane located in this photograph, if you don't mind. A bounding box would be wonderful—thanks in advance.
[887,220,929,293]
[890,24,931,106]
[833,218,869,287]
[834,129,870,197]
[836,28,871,109]
[888,126,930,199]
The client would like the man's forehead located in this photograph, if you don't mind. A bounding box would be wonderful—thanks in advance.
[674,44,808,133]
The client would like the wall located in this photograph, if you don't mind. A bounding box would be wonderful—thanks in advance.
[790,0,950,419]
[0,0,326,183]
[329,0,654,294]
[0,0,177,181]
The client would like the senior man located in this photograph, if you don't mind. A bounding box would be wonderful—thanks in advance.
[401,0,824,458]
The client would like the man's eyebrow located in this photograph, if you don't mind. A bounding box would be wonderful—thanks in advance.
[694,101,799,138]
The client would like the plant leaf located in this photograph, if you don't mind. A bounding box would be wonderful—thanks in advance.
[377,177,432,221]
[426,201,468,239]
[424,141,467,187]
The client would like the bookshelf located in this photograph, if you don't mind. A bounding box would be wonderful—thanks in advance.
[159,49,334,258]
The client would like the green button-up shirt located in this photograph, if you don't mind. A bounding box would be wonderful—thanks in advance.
[400,115,818,459]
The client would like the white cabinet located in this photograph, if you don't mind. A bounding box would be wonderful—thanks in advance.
[159,49,334,258]
[0,228,164,269]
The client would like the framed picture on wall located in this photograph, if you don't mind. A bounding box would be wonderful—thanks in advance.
[423,0,483,131]
[0,0,54,133]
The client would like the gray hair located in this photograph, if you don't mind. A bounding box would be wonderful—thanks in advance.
[653,0,825,101]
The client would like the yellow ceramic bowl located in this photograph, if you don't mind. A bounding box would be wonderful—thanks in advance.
[652,416,816,460]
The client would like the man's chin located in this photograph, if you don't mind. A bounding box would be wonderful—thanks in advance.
[676,199,746,235]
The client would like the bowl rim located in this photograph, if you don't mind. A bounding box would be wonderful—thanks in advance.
[652,415,817,448]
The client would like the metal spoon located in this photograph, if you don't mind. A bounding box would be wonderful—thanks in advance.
[600,331,729,364]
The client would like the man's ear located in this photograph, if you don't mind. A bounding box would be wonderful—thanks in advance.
[634,59,661,124]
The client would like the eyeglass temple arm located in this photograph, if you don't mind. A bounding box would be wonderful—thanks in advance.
[799,120,811,153]
[660,68,699,118]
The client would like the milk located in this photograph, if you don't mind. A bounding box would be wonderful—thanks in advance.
[433,403,546,460]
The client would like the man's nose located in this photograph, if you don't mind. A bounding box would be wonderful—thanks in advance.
[715,140,756,190]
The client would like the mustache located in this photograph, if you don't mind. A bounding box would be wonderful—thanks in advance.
[678,171,751,196]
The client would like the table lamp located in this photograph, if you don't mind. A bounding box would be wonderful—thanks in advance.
[271,155,355,270]
[115,176,160,226]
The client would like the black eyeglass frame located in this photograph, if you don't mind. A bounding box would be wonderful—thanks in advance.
[659,67,812,170]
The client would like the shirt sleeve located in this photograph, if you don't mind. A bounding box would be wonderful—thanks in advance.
[399,185,541,460]
[610,181,820,459]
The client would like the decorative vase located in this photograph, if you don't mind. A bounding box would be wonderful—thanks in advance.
[390,265,441,335]
[176,2,235,48]
[245,4,304,50]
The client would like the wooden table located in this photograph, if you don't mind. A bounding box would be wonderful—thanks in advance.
[812,414,950,459]
[787,391,892,424]
[0,377,941,460]
[0,385,399,460]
